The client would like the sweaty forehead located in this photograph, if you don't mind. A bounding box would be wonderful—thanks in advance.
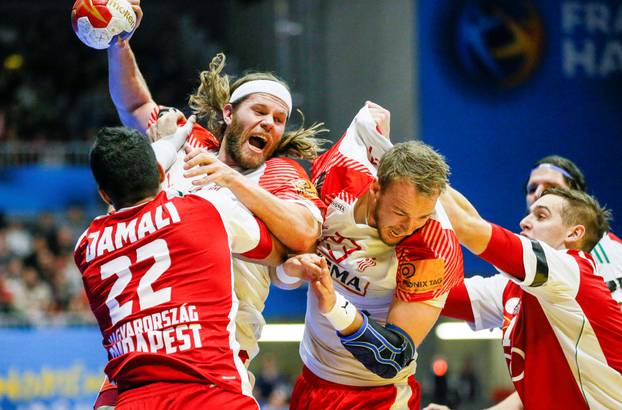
[528,167,567,187]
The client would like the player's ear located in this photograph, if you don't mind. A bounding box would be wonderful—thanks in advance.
[98,187,113,207]
[566,224,586,247]
[157,163,165,183]
[222,103,234,126]
[369,179,381,199]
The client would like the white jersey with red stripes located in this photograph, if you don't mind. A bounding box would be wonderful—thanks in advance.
[74,187,274,398]
[300,105,464,386]
[149,107,324,359]
[463,225,622,409]
[592,232,622,303]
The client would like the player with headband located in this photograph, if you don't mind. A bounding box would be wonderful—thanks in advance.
[524,155,622,308]
[95,1,327,408]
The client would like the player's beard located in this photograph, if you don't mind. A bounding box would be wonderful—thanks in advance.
[224,118,272,170]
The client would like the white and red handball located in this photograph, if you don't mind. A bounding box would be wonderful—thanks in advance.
[71,0,137,50]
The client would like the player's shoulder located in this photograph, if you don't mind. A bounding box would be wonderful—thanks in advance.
[400,218,455,253]
[264,156,309,178]
[607,231,622,244]
[600,231,622,250]
[72,213,108,269]
[566,249,597,274]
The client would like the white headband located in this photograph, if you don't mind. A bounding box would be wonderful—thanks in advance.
[229,80,293,116]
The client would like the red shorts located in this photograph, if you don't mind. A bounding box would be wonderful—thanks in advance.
[116,381,259,410]
[290,366,421,410]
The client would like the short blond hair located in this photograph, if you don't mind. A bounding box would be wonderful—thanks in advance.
[377,141,449,196]
[542,188,611,252]
[188,53,328,160]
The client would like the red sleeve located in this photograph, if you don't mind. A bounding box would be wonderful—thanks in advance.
[239,217,274,260]
[260,157,326,215]
[479,224,526,281]
[394,220,464,302]
[147,105,220,150]
[316,165,374,206]
[441,281,475,322]
[310,132,375,206]
[147,104,163,127]
[188,122,220,150]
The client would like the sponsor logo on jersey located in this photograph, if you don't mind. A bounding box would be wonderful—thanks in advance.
[321,232,362,264]
[396,258,445,294]
[107,304,202,358]
[330,198,346,213]
[356,257,376,272]
[324,257,370,296]
[291,179,320,200]
[501,295,525,382]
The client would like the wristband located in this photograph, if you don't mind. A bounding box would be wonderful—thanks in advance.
[322,292,357,331]
[276,264,300,285]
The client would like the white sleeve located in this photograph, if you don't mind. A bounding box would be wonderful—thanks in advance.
[592,233,622,303]
[338,105,394,170]
[151,139,179,172]
[190,185,268,255]
[497,235,587,301]
[464,275,508,331]
[150,119,194,172]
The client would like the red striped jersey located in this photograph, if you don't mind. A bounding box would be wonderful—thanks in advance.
[451,224,622,409]
[74,187,273,398]
[300,105,463,386]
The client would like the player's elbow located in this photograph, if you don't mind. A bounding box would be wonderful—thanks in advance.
[372,365,401,379]
[339,315,415,380]
[284,227,319,253]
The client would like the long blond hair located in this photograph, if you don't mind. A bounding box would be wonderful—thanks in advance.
[188,53,328,160]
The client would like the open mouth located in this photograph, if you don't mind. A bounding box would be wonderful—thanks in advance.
[390,229,402,238]
[248,135,267,150]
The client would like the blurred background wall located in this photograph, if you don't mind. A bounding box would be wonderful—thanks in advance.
[0,0,620,409]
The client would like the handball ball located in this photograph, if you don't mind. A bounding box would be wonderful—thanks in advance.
[71,0,137,50]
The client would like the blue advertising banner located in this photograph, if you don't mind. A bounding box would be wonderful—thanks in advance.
[0,327,105,410]
[0,166,101,214]
[417,0,622,273]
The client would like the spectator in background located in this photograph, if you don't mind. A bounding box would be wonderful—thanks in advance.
[261,386,290,410]
[525,155,622,307]
[6,265,53,325]
[4,221,32,258]
[455,356,480,407]
[0,208,95,325]
[254,353,290,405]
